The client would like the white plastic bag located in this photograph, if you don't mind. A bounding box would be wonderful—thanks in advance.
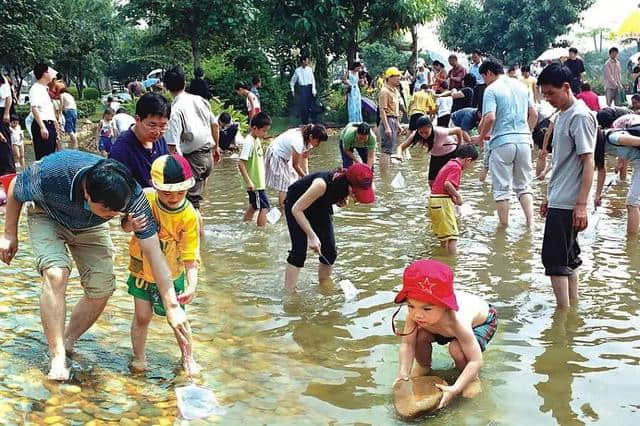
[175,384,225,420]
[266,208,281,224]
[391,172,406,189]
[338,279,359,301]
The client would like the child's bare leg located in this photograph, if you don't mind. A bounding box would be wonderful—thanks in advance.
[130,298,153,372]
[447,239,457,255]
[412,328,433,377]
[243,206,256,222]
[449,340,483,397]
[568,271,579,305]
[256,209,267,227]
[627,205,640,234]
[278,191,287,209]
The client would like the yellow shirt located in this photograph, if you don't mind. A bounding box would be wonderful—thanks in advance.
[409,90,436,116]
[519,76,537,101]
[378,85,400,118]
[129,191,200,282]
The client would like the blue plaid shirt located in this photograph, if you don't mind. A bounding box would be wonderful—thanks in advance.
[13,150,157,239]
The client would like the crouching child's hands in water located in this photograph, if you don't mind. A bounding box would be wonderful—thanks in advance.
[435,383,459,409]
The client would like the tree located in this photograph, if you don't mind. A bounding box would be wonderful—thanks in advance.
[0,0,61,89]
[122,0,257,70]
[54,0,120,96]
[439,0,595,65]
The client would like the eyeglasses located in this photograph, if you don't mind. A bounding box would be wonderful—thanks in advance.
[141,120,167,132]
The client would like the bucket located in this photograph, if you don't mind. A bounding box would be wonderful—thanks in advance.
[0,173,16,193]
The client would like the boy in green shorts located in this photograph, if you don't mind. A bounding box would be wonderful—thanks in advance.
[238,112,272,226]
[125,153,200,374]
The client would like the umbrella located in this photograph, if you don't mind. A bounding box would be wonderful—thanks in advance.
[143,78,159,89]
[535,47,568,62]
[612,8,640,41]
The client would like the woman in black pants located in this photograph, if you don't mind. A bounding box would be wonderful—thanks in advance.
[284,163,375,289]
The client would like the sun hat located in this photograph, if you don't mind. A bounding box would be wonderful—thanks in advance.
[345,163,375,204]
[385,67,402,79]
[150,154,195,192]
[394,259,459,311]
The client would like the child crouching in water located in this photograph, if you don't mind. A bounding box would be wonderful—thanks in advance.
[124,153,201,374]
[428,144,478,255]
[393,259,498,409]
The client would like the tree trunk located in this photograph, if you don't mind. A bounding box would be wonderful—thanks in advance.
[192,40,201,71]
[593,34,597,52]
[347,43,358,69]
[599,31,603,52]
[409,25,419,75]
[312,44,328,94]
[78,62,85,99]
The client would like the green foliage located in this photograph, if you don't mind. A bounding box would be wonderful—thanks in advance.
[67,86,79,98]
[439,0,595,64]
[584,47,636,95]
[76,100,99,119]
[14,105,31,126]
[122,0,258,69]
[201,50,289,116]
[360,42,412,79]
[320,86,348,125]
[82,88,100,101]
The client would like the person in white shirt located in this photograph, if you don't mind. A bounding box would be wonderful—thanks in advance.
[290,55,318,124]
[265,124,328,207]
[29,63,58,160]
[113,108,136,137]
[0,75,15,175]
[234,82,261,122]
[163,66,221,212]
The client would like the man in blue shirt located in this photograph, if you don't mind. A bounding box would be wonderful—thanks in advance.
[109,93,169,188]
[473,60,538,228]
[0,151,191,380]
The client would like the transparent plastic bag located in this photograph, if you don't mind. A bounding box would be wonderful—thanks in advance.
[175,384,225,420]
[338,279,359,301]
[266,208,281,224]
[391,172,406,189]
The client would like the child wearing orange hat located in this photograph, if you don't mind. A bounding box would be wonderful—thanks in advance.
[393,259,497,408]
[123,153,201,375]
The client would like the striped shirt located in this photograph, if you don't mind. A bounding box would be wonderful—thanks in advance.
[13,150,157,239]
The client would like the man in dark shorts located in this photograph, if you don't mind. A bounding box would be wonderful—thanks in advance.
[538,63,596,309]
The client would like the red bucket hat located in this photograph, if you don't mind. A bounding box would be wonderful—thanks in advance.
[394,259,459,311]
[346,163,375,204]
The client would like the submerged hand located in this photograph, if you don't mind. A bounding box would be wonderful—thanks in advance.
[435,384,458,409]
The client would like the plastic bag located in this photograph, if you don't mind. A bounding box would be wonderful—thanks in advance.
[391,172,406,189]
[175,384,225,420]
[338,279,359,301]
[266,208,281,224]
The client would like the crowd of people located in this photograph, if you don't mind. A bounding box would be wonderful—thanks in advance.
[0,43,638,413]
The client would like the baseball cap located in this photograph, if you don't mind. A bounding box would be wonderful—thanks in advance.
[345,163,374,204]
[150,154,195,192]
[394,259,459,311]
[385,67,401,79]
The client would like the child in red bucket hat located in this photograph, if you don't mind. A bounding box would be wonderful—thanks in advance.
[392,259,498,409]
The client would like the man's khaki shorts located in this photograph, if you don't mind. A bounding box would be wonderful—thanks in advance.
[27,207,116,298]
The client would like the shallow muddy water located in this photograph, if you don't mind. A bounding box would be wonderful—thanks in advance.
[0,135,639,425]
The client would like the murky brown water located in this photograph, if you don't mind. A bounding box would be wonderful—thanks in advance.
[1,135,639,425]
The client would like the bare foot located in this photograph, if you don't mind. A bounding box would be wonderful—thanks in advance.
[462,377,482,398]
[129,358,151,374]
[183,357,202,376]
[410,364,431,378]
[47,356,70,381]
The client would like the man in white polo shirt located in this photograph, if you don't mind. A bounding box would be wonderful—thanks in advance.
[290,55,318,124]
[29,63,58,160]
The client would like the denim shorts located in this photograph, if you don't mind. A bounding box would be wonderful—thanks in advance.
[63,109,77,133]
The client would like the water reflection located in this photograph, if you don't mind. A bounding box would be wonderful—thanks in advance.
[1,138,640,424]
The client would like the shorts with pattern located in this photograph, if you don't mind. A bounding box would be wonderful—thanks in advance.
[378,117,399,155]
[127,273,185,316]
[63,109,77,133]
[428,195,458,241]
[265,147,298,192]
[433,305,498,351]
